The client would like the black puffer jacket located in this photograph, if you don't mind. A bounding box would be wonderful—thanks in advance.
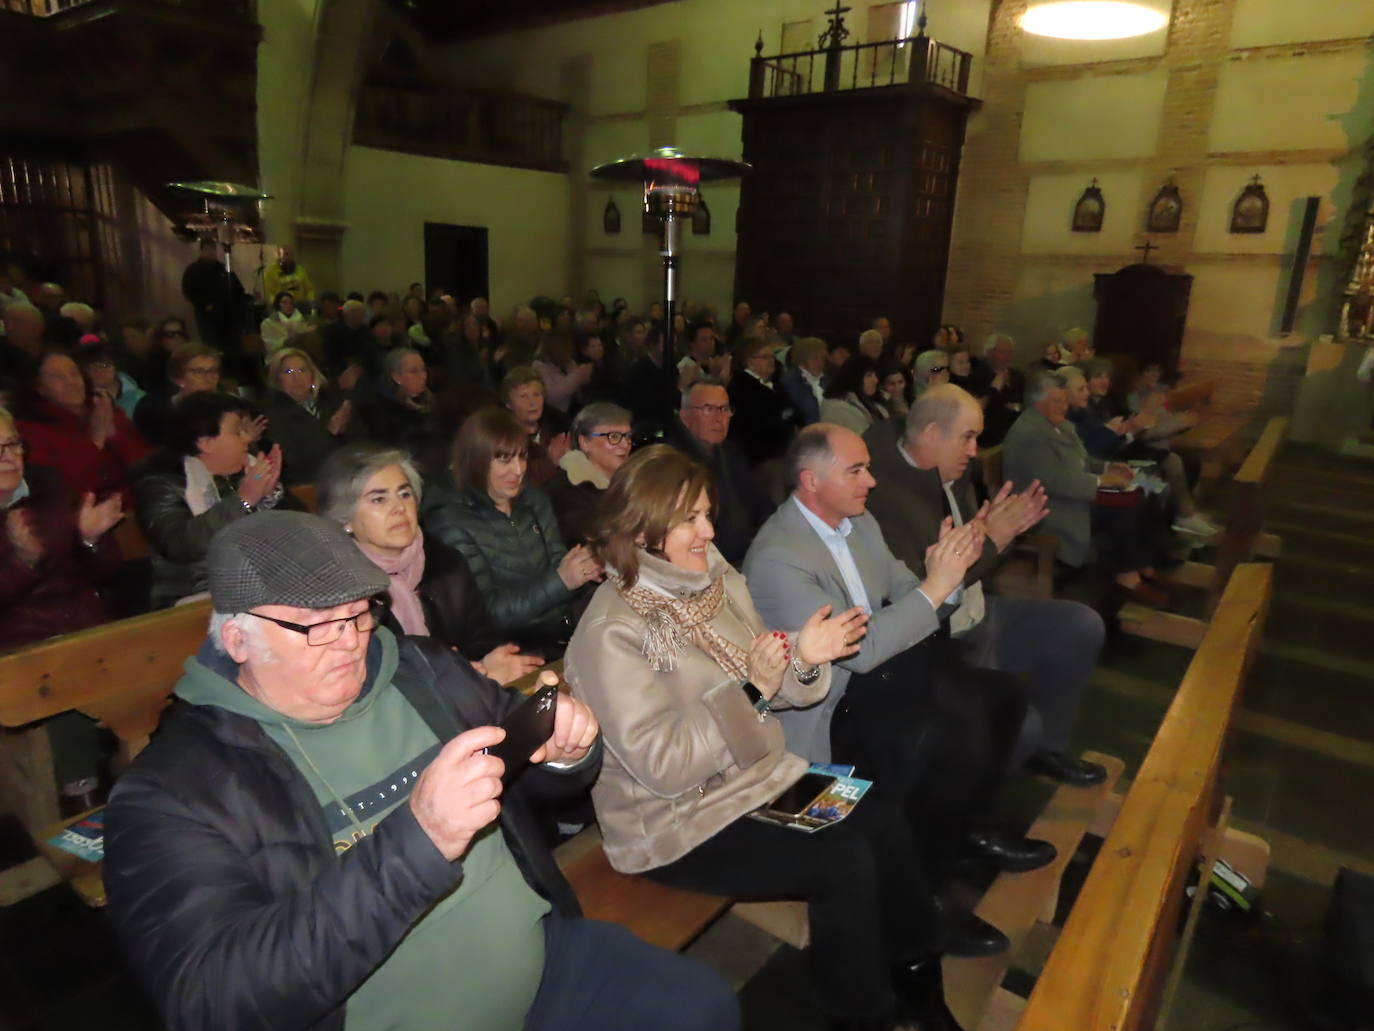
[104,632,598,1031]
[421,481,575,651]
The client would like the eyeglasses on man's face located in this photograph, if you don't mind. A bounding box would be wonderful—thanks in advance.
[246,597,386,646]
[587,429,631,446]
[0,439,23,458]
[686,404,734,417]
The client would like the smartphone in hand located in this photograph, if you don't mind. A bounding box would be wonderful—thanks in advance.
[484,683,559,785]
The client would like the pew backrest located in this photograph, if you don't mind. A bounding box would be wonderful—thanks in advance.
[1208,417,1286,605]
[0,600,213,758]
[1165,378,1216,413]
[1015,562,1272,1031]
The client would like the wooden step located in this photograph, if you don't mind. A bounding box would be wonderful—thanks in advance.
[943,751,1126,1030]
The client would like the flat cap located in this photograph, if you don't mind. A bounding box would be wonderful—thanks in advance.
[208,511,389,613]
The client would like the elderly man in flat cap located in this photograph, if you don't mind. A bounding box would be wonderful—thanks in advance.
[104,511,738,1031]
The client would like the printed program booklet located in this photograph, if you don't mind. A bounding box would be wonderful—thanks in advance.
[749,763,872,833]
[46,810,104,862]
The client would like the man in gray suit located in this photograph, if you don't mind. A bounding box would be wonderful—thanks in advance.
[864,385,1107,787]
[1001,371,1168,607]
[744,425,1054,927]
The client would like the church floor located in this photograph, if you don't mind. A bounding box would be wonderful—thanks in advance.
[0,443,1369,1031]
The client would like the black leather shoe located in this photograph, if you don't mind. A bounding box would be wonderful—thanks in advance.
[944,912,1010,958]
[963,829,1057,872]
[1026,750,1107,787]
[892,956,968,1031]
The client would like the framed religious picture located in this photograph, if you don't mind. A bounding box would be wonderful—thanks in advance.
[1072,179,1105,233]
[1230,175,1269,234]
[1147,179,1183,233]
[603,198,621,234]
[691,194,711,236]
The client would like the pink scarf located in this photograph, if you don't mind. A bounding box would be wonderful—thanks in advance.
[355,534,428,636]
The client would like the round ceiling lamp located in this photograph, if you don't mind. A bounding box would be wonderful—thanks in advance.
[1021,1,1168,40]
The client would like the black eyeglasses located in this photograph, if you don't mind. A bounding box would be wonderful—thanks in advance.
[246,598,386,646]
[587,430,631,445]
[0,440,23,458]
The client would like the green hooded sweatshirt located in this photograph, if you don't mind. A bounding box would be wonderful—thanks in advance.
[176,627,550,1030]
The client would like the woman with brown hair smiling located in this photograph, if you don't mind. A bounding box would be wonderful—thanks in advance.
[564,444,964,1031]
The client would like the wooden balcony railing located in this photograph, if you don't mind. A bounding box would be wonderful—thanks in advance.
[748,33,971,100]
[353,82,568,174]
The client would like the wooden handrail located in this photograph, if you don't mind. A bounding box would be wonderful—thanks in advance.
[1016,563,1272,1030]
[1235,416,1287,486]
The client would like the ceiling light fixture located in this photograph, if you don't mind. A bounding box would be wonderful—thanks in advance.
[1021,1,1168,40]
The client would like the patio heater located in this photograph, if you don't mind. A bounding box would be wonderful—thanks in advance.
[589,148,749,388]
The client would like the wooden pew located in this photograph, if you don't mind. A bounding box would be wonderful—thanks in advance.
[1010,563,1272,1031]
[1163,378,1216,414]
[1121,417,1286,648]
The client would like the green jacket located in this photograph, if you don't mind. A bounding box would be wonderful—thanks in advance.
[421,481,574,648]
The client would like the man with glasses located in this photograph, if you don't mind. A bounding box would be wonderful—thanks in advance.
[105,511,738,1031]
[664,380,771,566]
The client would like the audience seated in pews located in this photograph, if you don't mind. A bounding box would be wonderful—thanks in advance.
[565,445,965,1031]
[727,338,796,467]
[545,402,633,548]
[259,347,360,485]
[360,347,447,481]
[75,340,145,420]
[744,427,1055,959]
[664,380,773,567]
[781,336,827,427]
[820,354,890,435]
[18,350,150,507]
[533,333,594,415]
[133,391,295,608]
[878,363,912,422]
[321,298,380,386]
[1002,371,1171,606]
[620,325,681,433]
[0,404,124,651]
[124,316,190,393]
[104,511,737,1031]
[422,407,601,658]
[499,305,542,373]
[260,290,308,356]
[857,328,884,361]
[863,385,1107,786]
[316,443,545,685]
[978,333,1025,446]
[677,321,730,390]
[501,366,569,489]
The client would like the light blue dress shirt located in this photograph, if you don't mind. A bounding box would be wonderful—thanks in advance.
[791,496,872,614]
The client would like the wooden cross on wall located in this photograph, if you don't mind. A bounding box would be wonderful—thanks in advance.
[1135,240,1157,264]
[818,2,852,49]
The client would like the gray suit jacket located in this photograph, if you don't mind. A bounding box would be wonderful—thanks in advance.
[1001,407,1103,567]
[742,497,941,762]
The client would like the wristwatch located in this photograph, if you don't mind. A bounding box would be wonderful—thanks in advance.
[740,681,770,719]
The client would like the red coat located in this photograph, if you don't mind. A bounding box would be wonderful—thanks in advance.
[18,398,150,507]
[0,466,121,652]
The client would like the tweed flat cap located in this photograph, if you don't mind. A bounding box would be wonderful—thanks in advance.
[208,511,389,612]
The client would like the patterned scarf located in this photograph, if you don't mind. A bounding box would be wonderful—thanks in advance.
[617,549,749,680]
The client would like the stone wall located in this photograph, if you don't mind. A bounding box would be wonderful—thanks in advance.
[944,0,1374,426]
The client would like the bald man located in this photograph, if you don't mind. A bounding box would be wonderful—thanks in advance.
[864,385,1107,787]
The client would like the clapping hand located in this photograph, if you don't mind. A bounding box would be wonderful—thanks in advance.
[547,432,571,465]
[338,364,363,392]
[247,415,269,443]
[921,516,986,605]
[529,673,598,765]
[239,444,283,507]
[6,509,44,567]
[556,543,603,590]
[979,479,1049,551]
[795,603,869,666]
[88,393,116,449]
[76,492,123,544]
[327,400,354,436]
[747,632,788,700]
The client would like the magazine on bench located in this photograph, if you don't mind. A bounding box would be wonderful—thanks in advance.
[46,810,104,862]
[749,763,872,833]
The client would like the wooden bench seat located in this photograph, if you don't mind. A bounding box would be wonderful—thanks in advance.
[1121,416,1286,648]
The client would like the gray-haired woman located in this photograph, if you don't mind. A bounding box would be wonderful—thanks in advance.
[317,442,545,685]
[360,347,447,479]
[544,401,633,548]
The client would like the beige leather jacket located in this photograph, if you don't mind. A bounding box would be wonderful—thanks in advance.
[564,547,831,873]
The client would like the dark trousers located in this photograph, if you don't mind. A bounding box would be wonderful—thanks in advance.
[647,797,941,1020]
[830,641,1027,873]
[1091,498,1157,573]
[959,595,1105,757]
[525,915,739,1031]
